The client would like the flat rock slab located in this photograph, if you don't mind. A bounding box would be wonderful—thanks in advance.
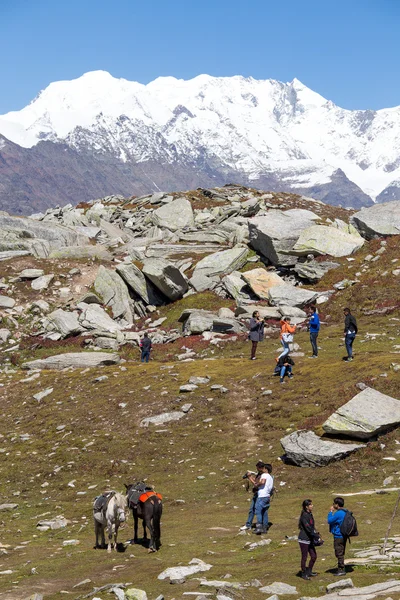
[0,295,15,308]
[193,246,248,278]
[141,411,186,427]
[19,268,44,279]
[180,384,198,393]
[189,376,210,385]
[158,558,212,580]
[351,201,400,239]
[281,430,365,467]
[31,274,54,291]
[259,582,298,595]
[268,283,319,307]
[301,579,400,600]
[327,579,354,593]
[292,225,364,257]
[323,388,400,440]
[294,260,340,282]
[0,504,18,511]
[22,352,120,370]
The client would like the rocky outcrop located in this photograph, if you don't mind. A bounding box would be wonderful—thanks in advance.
[152,197,194,231]
[94,265,133,323]
[248,209,320,266]
[280,430,365,467]
[142,259,188,301]
[291,225,365,257]
[351,201,400,239]
[116,262,164,305]
[22,352,120,370]
[323,388,400,440]
[193,246,248,277]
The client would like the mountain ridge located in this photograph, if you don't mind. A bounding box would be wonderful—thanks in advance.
[1,71,400,214]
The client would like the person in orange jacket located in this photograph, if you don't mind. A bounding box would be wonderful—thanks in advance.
[278,317,296,359]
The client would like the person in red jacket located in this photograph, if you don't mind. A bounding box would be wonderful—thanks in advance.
[278,317,296,359]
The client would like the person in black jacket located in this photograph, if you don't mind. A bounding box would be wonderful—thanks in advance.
[298,499,318,580]
[343,308,358,362]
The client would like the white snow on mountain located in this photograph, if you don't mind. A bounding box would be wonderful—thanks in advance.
[1,70,400,200]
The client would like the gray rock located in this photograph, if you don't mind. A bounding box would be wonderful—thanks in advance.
[326,579,354,593]
[222,271,252,302]
[99,218,134,243]
[189,272,218,293]
[294,260,340,282]
[281,430,365,467]
[189,376,210,385]
[141,411,186,427]
[0,329,11,343]
[125,588,148,600]
[19,268,44,279]
[291,225,364,257]
[152,197,194,231]
[117,262,164,305]
[31,299,50,313]
[49,246,113,260]
[242,268,285,300]
[22,352,120,370]
[180,310,215,334]
[33,388,53,402]
[31,274,54,291]
[218,307,235,319]
[78,303,122,333]
[94,265,133,323]
[158,558,212,580]
[180,384,198,393]
[46,309,83,337]
[248,209,320,266]
[193,246,248,277]
[234,305,281,319]
[0,295,15,308]
[181,403,192,413]
[278,306,307,319]
[268,283,319,307]
[94,337,120,350]
[0,503,18,511]
[0,250,31,261]
[303,580,400,600]
[351,201,400,239]
[258,582,298,595]
[323,388,400,440]
[78,292,103,305]
[36,516,69,530]
[142,259,188,301]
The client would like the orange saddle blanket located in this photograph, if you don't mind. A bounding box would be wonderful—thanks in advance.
[139,491,163,503]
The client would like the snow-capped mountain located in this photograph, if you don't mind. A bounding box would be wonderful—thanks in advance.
[1,70,400,214]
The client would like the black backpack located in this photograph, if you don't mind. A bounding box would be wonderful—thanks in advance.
[340,509,358,541]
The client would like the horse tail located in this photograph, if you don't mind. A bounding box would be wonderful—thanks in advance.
[153,498,162,549]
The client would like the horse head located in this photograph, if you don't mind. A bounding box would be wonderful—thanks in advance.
[114,492,127,523]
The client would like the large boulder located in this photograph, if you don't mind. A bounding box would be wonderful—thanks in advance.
[323,388,400,440]
[193,246,248,277]
[179,309,244,334]
[280,430,365,467]
[222,271,252,302]
[142,259,188,301]
[116,262,165,305]
[152,197,194,231]
[268,283,319,307]
[22,352,120,370]
[94,266,133,323]
[78,303,122,333]
[46,309,83,338]
[248,209,320,266]
[242,268,285,300]
[291,225,364,257]
[294,260,340,282]
[351,201,400,239]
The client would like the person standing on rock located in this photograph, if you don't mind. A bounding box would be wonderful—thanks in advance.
[343,308,358,362]
[298,499,319,580]
[308,306,320,358]
[278,317,296,359]
[247,463,273,534]
[248,311,265,360]
[240,460,265,531]
[327,496,347,576]
[140,332,152,363]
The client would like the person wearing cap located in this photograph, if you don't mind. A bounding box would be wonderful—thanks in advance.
[247,463,274,534]
[239,461,265,531]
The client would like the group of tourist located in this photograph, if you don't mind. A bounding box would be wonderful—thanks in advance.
[241,462,353,579]
[249,306,358,367]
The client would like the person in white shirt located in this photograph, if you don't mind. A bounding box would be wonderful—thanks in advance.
[247,463,273,534]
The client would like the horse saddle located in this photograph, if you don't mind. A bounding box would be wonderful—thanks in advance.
[127,484,153,508]
[94,491,115,513]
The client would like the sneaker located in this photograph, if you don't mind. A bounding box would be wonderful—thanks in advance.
[333,569,346,576]
[251,357,256,360]
[309,355,318,359]
[239,525,251,531]
[344,357,353,362]
[280,378,284,384]
[288,374,294,379]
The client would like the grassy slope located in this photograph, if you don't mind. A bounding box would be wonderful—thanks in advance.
[0,238,400,599]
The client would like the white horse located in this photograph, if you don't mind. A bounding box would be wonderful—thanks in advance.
[93,492,127,553]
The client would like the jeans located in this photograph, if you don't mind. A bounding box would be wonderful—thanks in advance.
[255,496,270,527]
[246,494,257,527]
[310,332,318,356]
[345,333,356,358]
[280,365,292,379]
[299,542,317,571]
[334,537,347,569]
[278,339,290,360]
[141,350,150,363]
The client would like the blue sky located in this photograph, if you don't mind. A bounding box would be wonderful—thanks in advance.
[1,0,399,113]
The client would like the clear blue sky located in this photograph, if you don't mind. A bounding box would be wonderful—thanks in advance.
[1,0,400,113]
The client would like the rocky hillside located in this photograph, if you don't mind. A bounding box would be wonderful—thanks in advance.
[4,71,400,214]
[1,187,400,600]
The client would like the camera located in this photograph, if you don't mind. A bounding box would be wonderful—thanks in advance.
[242,473,249,479]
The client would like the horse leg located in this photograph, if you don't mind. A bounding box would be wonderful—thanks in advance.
[145,514,155,552]
[94,519,99,548]
[107,520,113,553]
[143,518,148,541]
[114,522,119,551]
[133,511,139,544]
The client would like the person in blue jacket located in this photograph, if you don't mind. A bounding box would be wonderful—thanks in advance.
[308,306,320,358]
[327,496,347,576]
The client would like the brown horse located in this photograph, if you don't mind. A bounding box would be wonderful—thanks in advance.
[125,482,162,552]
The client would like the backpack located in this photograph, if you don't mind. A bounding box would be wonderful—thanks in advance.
[340,509,358,541]
[282,332,293,343]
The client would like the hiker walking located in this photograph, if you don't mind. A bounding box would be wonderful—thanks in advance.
[248,311,265,360]
[140,332,152,363]
[240,460,265,531]
[343,308,358,362]
[247,463,273,534]
[298,499,319,580]
[278,317,296,359]
[327,496,347,576]
[308,306,320,358]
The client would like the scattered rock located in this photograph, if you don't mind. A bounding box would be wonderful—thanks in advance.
[0,504,18,511]
[125,589,148,600]
[326,578,354,593]
[258,582,298,595]
[33,388,53,402]
[31,274,54,291]
[152,197,194,231]
[189,376,210,385]
[158,558,212,580]
[46,308,83,337]
[141,411,186,427]
[281,430,366,467]
[0,295,15,309]
[180,384,198,393]
[22,352,120,370]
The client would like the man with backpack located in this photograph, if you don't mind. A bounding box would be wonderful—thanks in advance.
[343,308,358,362]
[327,496,358,576]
